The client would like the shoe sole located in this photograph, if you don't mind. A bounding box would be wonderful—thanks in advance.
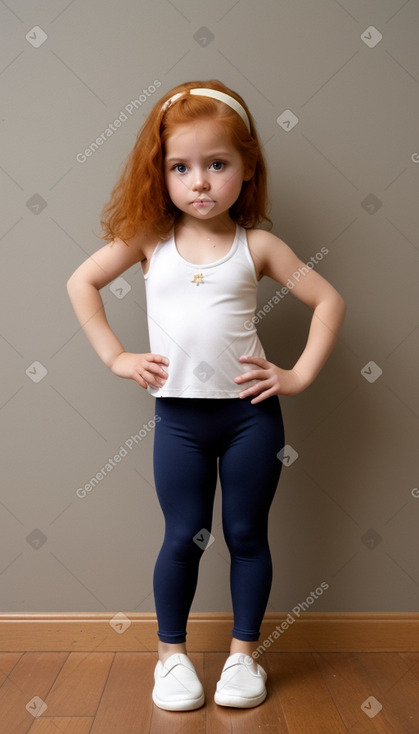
[214,688,267,708]
[152,691,205,711]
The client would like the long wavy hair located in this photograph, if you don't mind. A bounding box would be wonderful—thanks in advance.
[100,80,272,242]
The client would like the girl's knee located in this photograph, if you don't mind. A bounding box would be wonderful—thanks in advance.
[163,529,207,562]
[223,521,267,556]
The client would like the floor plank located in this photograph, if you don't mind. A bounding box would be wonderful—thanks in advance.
[399,652,419,681]
[0,651,24,686]
[271,653,347,734]
[355,653,419,733]
[314,652,404,733]
[2,651,419,732]
[0,652,68,734]
[89,652,156,733]
[42,652,114,716]
[28,717,94,733]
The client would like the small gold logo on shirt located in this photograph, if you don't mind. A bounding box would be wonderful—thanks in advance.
[192,273,204,285]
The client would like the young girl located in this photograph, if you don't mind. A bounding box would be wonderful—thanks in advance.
[67,80,345,711]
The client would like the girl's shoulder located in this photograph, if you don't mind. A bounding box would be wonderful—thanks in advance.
[123,227,163,258]
[245,227,290,280]
[245,227,285,249]
[130,228,171,276]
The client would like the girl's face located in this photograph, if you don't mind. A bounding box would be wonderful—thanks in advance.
[164,119,250,225]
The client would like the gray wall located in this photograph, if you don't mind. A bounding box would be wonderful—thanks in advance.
[1,0,418,617]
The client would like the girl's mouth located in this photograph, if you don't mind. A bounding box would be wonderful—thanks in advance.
[192,198,215,214]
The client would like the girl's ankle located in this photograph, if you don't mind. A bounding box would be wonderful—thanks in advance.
[158,643,187,664]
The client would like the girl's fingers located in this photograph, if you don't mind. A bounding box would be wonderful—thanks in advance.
[239,380,270,397]
[239,355,268,368]
[147,364,168,378]
[235,369,270,384]
[249,386,276,404]
[151,354,169,366]
[148,355,169,377]
[141,361,169,388]
[236,356,274,384]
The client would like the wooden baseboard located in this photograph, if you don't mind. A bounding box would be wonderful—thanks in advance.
[0,613,418,653]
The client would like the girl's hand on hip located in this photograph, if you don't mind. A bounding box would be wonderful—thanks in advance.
[234,355,306,403]
[110,352,169,389]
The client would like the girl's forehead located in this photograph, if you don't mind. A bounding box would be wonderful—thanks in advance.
[165,119,233,150]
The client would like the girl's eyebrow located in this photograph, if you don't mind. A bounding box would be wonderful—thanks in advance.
[165,152,234,163]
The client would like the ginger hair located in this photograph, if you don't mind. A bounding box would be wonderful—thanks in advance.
[100,80,272,242]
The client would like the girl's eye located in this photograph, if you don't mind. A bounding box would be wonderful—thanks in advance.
[211,160,224,171]
[173,163,187,174]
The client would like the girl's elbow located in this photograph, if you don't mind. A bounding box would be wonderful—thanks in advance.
[337,292,346,313]
[318,288,346,316]
[66,272,79,295]
[66,270,88,297]
[334,292,346,323]
[66,273,75,293]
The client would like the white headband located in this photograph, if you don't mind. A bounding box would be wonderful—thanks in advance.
[161,88,251,133]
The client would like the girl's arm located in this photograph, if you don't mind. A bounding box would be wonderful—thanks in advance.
[236,230,346,403]
[66,236,169,389]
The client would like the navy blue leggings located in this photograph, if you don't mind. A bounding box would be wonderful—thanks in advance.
[152,396,285,643]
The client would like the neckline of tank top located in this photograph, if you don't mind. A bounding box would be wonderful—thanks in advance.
[172,223,243,269]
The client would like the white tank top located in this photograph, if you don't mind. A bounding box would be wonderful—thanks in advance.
[143,224,266,398]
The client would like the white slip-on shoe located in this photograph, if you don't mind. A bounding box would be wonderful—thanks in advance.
[214,653,267,708]
[152,653,205,711]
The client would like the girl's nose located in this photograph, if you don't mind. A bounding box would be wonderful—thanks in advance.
[192,168,209,191]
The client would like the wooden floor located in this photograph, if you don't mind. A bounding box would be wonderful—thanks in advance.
[2,651,419,733]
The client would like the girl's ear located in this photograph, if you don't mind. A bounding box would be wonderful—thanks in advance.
[243,163,255,182]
